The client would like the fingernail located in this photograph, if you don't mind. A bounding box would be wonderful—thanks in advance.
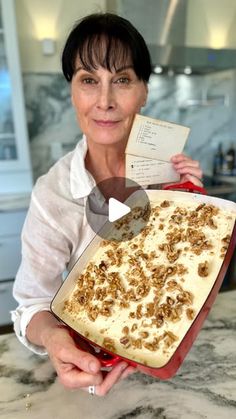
[89,361,98,373]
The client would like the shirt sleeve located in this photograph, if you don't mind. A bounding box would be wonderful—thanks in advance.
[12,184,72,354]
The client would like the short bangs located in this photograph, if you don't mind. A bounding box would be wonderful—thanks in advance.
[62,13,152,82]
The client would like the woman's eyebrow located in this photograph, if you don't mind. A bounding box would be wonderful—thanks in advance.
[73,64,134,75]
[74,66,93,74]
[115,65,134,73]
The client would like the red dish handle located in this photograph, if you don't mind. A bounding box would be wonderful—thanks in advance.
[163,181,207,195]
[69,329,121,368]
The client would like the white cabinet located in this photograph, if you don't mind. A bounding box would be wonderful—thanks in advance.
[0,281,17,325]
[0,209,26,236]
[0,0,32,194]
[0,234,22,280]
[0,0,32,325]
[0,206,28,325]
[0,209,27,280]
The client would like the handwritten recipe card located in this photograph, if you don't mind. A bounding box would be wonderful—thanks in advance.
[125,114,190,186]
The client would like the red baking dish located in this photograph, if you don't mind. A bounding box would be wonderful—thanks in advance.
[50,183,236,379]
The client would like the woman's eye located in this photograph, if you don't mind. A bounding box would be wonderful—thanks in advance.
[81,77,97,84]
[115,77,130,84]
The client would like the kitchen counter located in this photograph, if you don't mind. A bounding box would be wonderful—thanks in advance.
[1,290,236,419]
[203,174,236,199]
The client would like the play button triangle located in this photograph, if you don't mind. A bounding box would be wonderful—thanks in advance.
[108,197,131,222]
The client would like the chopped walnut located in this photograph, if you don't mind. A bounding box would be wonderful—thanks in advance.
[131,323,138,332]
[103,337,116,352]
[163,331,178,347]
[153,315,164,328]
[88,306,99,322]
[186,308,195,320]
[120,336,131,348]
[167,249,181,263]
[138,331,149,338]
[143,341,158,351]
[222,235,231,244]
[98,260,107,271]
[198,261,209,277]
[177,291,193,305]
[207,218,217,229]
[131,338,143,349]
[160,200,170,208]
[122,326,129,335]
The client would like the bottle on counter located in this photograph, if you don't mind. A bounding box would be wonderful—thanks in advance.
[213,143,224,176]
[233,161,236,176]
[225,143,235,175]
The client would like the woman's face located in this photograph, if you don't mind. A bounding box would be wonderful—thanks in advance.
[71,58,148,147]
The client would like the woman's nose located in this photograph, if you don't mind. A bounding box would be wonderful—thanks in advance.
[97,84,115,110]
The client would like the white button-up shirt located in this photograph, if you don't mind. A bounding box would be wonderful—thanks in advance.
[12,136,100,354]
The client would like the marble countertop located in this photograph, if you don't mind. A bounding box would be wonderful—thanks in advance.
[1,291,236,419]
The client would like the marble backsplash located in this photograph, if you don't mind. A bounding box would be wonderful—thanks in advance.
[23,69,236,181]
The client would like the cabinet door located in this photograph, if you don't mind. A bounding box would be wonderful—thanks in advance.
[0,209,27,236]
[0,33,16,161]
[0,280,16,325]
[0,0,32,194]
[0,209,27,280]
[0,235,21,280]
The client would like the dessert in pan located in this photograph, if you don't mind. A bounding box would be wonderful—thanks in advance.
[51,188,236,378]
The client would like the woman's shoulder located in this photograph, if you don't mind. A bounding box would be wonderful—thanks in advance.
[26,142,86,234]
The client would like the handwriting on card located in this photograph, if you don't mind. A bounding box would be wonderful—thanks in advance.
[126,154,180,187]
[125,114,190,186]
[125,114,190,162]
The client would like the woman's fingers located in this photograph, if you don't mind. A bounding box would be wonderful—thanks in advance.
[120,365,137,380]
[174,161,201,171]
[94,362,129,396]
[46,326,104,389]
[172,158,201,171]
[47,326,134,393]
[48,328,101,375]
[171,154,203,181]
[58,366,103,389]
[176,165,202,178]
[171,153,193,163]
[180,174,203,187]
[59,343,101,374]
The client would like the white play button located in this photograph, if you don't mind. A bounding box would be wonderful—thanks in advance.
[85,177,151,241]
[108,197,131,222]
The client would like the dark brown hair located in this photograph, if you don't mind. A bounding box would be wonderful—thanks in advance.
[62,13,152,82]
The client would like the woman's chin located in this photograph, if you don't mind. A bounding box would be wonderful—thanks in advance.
[88,136,126,147]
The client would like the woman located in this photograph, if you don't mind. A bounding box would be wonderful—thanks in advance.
[12,13,202,396]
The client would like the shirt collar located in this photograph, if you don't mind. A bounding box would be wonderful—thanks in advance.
[70,135,96,199]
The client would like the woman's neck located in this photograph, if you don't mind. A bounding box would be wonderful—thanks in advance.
[85,140,126,183]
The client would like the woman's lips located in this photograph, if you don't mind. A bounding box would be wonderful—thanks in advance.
[94,120,120,127]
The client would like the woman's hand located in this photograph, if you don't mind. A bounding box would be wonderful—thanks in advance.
[42,324,135,396]
[171,154,203,187]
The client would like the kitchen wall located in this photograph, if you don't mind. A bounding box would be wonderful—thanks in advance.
[186,0,236,49]
[146,69,236,176]
[15,0,236,181]
[15,0,106,72]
